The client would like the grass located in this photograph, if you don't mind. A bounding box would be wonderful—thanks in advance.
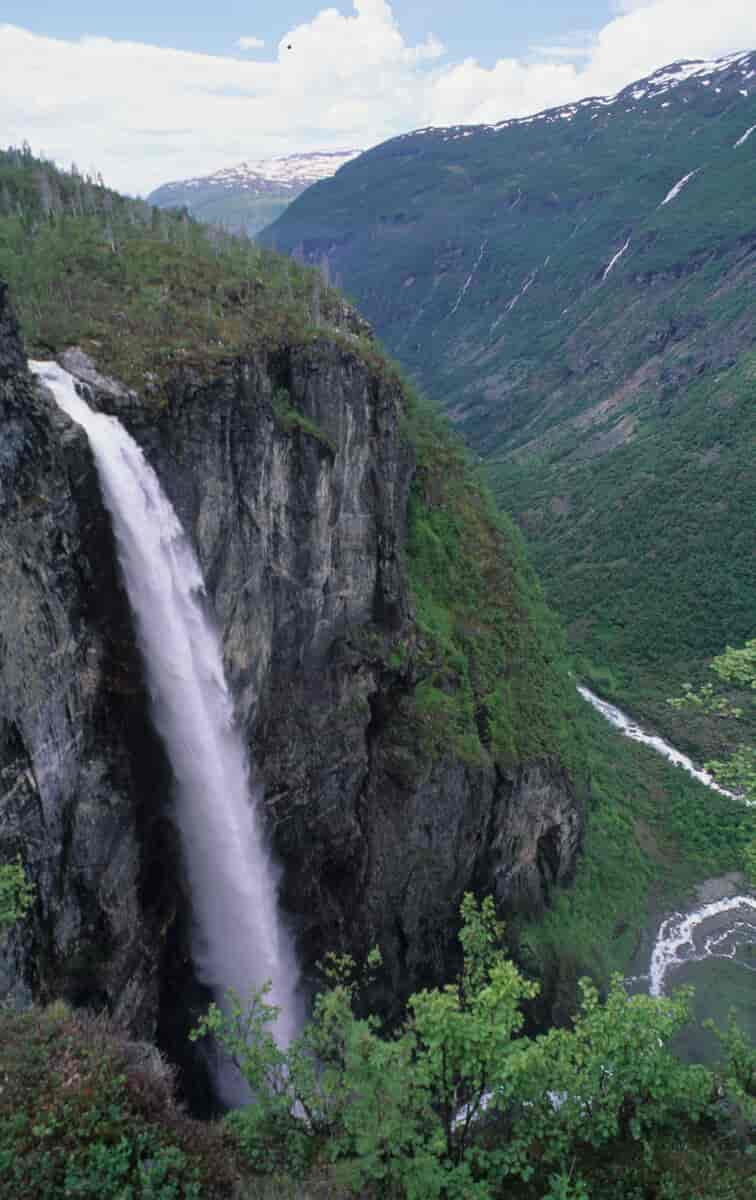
[0,1003,361,1200]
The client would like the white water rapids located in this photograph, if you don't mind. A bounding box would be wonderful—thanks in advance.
[578,683,756,999]
[31,361,298,1093]
[577,684,738,798]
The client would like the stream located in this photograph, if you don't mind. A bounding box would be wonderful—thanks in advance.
[579,684,756,1060]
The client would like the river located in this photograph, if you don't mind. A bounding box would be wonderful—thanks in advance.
[579,684,756,1059]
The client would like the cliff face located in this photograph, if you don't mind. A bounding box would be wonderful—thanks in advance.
[0,282,177,1032]
[1,281,581,1044]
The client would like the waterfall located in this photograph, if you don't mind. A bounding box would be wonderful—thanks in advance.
[31,360,299,1090]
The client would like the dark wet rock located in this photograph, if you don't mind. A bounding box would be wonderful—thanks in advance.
[1,289,582,1046]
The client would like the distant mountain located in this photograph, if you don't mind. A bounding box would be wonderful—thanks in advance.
[147,149,363,236]
[261,50,756,752]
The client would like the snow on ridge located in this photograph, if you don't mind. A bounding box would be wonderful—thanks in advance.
[659,168,701,207]
[735,123,756,147]
[154,150,363,199]
[391,48,755,147]
[229,149,362,187]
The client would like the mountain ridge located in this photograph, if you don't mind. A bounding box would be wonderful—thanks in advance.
[148,148,363,236]
[260,47,756,754]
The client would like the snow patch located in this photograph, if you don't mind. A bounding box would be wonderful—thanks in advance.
[154,149,363,201]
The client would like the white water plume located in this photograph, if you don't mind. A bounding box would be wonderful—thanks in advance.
[31,360,299,1091]
[648,897,756,996]
[577,684,740,798]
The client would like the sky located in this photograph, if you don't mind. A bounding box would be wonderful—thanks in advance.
[2,0,756,196]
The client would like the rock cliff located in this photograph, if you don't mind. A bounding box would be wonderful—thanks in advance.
[0,282,176,1032]
[1,279,582,1070]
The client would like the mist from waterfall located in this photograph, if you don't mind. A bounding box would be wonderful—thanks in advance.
[30,360,299,1094]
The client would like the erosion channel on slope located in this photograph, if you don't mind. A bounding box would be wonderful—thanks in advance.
[30,361,299,1101]
[580,683,756,1059]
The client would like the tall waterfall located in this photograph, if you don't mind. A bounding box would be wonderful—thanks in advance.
[31,361,299,1079]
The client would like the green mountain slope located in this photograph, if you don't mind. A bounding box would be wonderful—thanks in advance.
[0,146,347,391]
[4,143,754,1004]
[262,50,756,750]
[150,183,291,238]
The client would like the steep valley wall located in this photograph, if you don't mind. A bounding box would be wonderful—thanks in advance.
[0,281,582,1069]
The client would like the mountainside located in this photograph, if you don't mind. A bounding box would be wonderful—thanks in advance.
[0,150,583,1079]
[148,149,362,237]
[261,49,756,752]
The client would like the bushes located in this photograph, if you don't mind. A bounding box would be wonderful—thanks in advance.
[0,1006,243,1199]
[191,896,756,1199]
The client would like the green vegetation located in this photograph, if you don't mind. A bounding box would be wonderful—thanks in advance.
[0,855,34,933]
[523,699,756,1007]
[270,385,336,453]
[670,638,756,800]
[191,896,756,1199]
[0,145,344,399]
[0,1004,238,1198]
[669,638,756,882]
[394,390,582,773]
[261,62,756,761]
[4,132,756,1197]
[495,354,756,758]
[149,183,292,239]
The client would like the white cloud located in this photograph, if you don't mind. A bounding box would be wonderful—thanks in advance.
[237,36,265,51]
[0,0,754,196]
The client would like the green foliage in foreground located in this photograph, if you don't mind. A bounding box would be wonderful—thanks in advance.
[194,896,756,1199]
[0,855,33,932]
[0,1004,246,1199]
[0,144,344,398]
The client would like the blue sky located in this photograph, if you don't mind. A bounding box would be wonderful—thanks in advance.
[4,0,614,67]
[2,0,754,194]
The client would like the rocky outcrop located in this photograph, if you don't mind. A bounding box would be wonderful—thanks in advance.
[1,282,582,1060]
[63,338,581,1012]
[0,283,177,1032]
